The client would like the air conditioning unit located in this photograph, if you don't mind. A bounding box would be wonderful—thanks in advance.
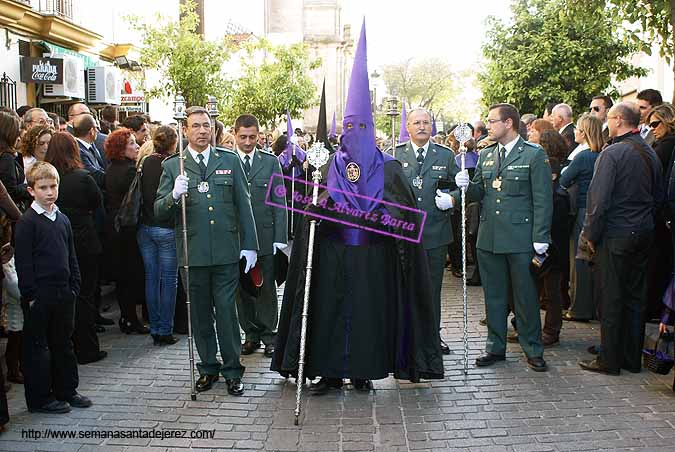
[87,66,122,105]
[43,54,85,99]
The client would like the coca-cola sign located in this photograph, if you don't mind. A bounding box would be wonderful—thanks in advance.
[20,57,64,84]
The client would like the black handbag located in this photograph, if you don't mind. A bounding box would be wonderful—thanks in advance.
[114,159,145,232]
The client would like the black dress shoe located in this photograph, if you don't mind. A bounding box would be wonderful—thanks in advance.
[562,311,590,322]
[479,318,487,326]
[226,378,245,396]
[95,325,105,333]
[96,315,114,326]
[173,325,188,335]
[196,374,219,392]
[241,340,260,355]
[475,352,506,367]
[309,377,343,395]
[542,335,559,348]
[67,393,92,408]
[78,350,108,365]
[157,335,179,345]
[351,379,373,392]
[263,343,275,357]
[467,278,482,286]
[527,357,548,372]
[579,358,619,375]
[439,339,450,355]
[152,334,160,345]
[451,268,463,278]
[29,400,71,414]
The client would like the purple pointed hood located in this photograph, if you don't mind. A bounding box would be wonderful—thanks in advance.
[327,18,392,239]
[279,109,305,172]
[329,112,337,139]
[398,103,409,143]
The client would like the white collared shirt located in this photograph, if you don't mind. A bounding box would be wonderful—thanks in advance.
[31,201,59,222]
[561,143,590,174]
[188,145,210,167]
[411,141,430,159]
[237,148,255,171]
[640,124,650,138]
[499,135,520,160]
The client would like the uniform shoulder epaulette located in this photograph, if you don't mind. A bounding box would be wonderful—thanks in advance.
[523,140,544,150]
[395,142,408,148]
[482,142,498,151]
[164,153,180,161]
[258,149,276,157]
[214,146,236,155]
[433,143,452,152]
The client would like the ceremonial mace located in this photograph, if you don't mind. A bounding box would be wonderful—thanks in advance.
[206,95,218,147]
[294,141,331,426]
[453,123,472,375]
[385,96,399,157]
[173,94,198,400]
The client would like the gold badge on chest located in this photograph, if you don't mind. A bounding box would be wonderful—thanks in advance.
[492,178,502,189]
[346,162,361,182]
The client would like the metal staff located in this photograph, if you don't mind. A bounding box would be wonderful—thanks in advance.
[173,94,198,400]
[386,96,399,158]
[205,95,218,147]
[294,142,330,426]
[453,123,472,375]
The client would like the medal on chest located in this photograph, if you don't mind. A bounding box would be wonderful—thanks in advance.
[198,181,210,193]
[412,175,423,190]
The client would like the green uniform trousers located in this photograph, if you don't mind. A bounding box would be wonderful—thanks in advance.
[183,264,244,378]
[477,249,543,358]
[236,254,278,346]
[425,246,447,331]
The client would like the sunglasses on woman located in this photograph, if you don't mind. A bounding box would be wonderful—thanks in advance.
[649,120,662,129]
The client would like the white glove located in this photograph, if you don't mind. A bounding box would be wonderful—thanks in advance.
[172,174,189,200]
[533,242,549,254]
[272,242,287,255]
[455,170,470,189]
[435,190,453,211]
[240,250,258,273]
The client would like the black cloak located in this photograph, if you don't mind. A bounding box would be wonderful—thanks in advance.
[271,159,444,382]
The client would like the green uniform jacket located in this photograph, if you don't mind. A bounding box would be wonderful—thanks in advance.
[245,149,287,257]
[154,146,259,267]
[453,137,552,254]
[396,141,459,250]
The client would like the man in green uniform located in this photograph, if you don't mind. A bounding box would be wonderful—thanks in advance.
[454,103,552,372]
[155,106,259,394]
[233,114,288,358]
[395,108,459,355]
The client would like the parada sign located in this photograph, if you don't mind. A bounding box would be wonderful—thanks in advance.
[20,57,64,84]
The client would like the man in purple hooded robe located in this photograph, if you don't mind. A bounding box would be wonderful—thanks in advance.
[271,19,444,393]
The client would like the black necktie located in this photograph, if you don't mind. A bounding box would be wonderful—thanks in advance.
[416,149,425,174]
[244,155,251,176]
[498,146,505,171]
[197,153,207,180]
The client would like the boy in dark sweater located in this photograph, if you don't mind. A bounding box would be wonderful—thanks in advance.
[15,161,92,414]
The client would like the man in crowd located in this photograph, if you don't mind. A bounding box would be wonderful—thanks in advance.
[155,106,258,395]
[589,95,613,143]
[23,108,50,130]
[234,114,287,358]
[473,120,488,144]
[395,108,459,355]
[122,115,150,145]
[578,102,663,375]
[455,103,552,372]
[636,89,663,146]
[551,103,576,154]
[256,131,268,151]
[67,103,108,163]
[72,114,106,188]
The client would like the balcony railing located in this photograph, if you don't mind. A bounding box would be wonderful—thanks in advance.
[38,0,73,21]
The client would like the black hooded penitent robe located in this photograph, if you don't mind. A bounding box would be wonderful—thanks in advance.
[271,159,444,382]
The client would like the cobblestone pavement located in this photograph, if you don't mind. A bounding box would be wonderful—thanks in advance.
[1,268,674,452]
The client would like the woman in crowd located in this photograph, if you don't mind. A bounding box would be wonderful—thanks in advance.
[46,132,107,364]
[104,128,149,334]
[219,131,235,150]
[20,125,53,175]
[527,118,555,145]
[0,112,32,211]
[137,125,179,345]
[559,114,604,322]
[647,104,675,322]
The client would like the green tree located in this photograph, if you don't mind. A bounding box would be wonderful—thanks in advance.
[568,0,675,102]
[381,58,457,111]
[479,0,646,117]
[222,39,321,129]
[128,0,231,108]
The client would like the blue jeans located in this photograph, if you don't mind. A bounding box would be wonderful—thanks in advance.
[137,225,178,335]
